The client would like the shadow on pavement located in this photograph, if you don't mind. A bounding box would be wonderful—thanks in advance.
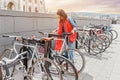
[79,72,93,80]
[84,53,110,60]
[81,47,117,60]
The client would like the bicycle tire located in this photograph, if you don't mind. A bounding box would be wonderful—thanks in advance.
[0,49,17,80]
[110,30,118,40]
[53,55,78,80]
[29,58,62,80]
[84,38,104,55]
[103,31,113,43]
[60,48,85,74]
[98,34,111,49]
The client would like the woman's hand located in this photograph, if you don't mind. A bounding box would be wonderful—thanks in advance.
[51,29,57,34]
[31,35,36,39]
[16,37,22,41]
[71,29,74,34]
[51,31,56,34]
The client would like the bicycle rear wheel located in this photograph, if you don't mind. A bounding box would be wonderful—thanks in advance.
[103,31,113,43]
[29,58,62,80]
[98,34,111,49]
[84,38,103,55]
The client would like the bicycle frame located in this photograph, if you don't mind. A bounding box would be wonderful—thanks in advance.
[1,37,48,79]
[0,48,28,79]
[13,40,45,71]
[54,35,70,53]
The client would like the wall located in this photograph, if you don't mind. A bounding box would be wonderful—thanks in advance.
[0,10,112,52]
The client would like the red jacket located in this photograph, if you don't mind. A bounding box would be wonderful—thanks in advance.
[55,18,76,51]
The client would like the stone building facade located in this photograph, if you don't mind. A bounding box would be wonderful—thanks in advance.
[0,0,46,13]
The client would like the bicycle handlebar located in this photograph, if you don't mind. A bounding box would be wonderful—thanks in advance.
[38,31,45,35]
[49,33,72,37]
[2,35,10,37]
[2,35,21,38]
[2,35,43,44]
[39,31,72,38]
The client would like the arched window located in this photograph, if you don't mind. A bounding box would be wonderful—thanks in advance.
[35,0,37,3]
[35,7,38,12]
[7,2,14,10]
[23,5,25,11]
[40,1,43,5]
[29,6,31,12]
[29,0,31,3]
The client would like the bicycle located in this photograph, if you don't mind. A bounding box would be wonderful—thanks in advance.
[17,35,79,80]
[39,32,85,75]
[0,50,28,80]
[76,27,104,55]
[1,35,62,80]
[76,24,116,55]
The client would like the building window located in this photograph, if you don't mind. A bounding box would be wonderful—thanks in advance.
[35,0,37,3]
[23,5,25,11]
[29,6,31,12]
[40,1,43,5]
[4,0,7,8]
[18,2,20,9]
[35,7,38,12]
[7,2,14,10]
[29,0,31,2]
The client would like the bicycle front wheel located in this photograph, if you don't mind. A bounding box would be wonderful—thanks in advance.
[0,49,16,79]
[61,48,85,74]
[53,55,78,80]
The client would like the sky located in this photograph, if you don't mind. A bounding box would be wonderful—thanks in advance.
[45,0,120,14]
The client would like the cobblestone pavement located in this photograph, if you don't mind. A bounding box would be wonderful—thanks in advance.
[14,24,120,80]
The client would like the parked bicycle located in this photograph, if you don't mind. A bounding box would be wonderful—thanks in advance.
[39,32,85,75]
[1,35,62,80]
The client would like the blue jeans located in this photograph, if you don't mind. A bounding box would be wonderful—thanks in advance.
[64,40,75,60]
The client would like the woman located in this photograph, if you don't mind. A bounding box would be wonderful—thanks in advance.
[53,9,77,61]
